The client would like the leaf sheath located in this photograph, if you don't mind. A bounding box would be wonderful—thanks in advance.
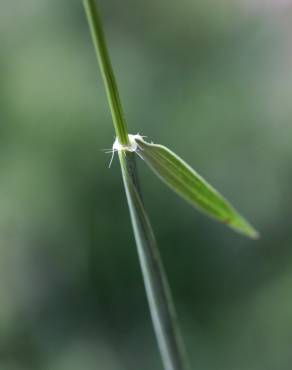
[119,151,188,370]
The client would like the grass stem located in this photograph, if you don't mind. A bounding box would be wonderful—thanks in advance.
[83,1,189,369]
[83,0,129,145]
[119,151,188,370]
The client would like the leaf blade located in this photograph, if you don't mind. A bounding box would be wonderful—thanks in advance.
[136,138,259,239]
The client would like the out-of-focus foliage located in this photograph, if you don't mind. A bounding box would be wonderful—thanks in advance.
[0,0,292,369]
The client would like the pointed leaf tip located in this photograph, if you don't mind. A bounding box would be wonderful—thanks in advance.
[135,138,259,239]
[229,214,260,239]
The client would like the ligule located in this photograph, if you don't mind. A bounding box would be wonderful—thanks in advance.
[135,138,259,239]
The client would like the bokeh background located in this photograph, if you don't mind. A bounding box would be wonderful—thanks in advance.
[1,0,292,369]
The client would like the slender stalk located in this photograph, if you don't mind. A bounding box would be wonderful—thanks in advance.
[119,151,188,370]
[83,1,188,369]
[83,0,129,145]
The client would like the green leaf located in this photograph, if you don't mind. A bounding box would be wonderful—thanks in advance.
[136,138,259,239]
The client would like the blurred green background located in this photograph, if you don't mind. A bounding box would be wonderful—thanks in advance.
[1,0,292,369]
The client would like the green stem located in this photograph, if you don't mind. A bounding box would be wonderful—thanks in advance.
[83,1,188,369]
[119,151,188,370]
[83,0,129,145]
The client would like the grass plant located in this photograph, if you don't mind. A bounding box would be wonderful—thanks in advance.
[83,1,258,369]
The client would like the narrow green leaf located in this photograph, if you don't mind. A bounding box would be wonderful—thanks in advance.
[136,138,259,239]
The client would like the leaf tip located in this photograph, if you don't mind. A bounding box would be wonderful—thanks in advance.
[229,215,260,240]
